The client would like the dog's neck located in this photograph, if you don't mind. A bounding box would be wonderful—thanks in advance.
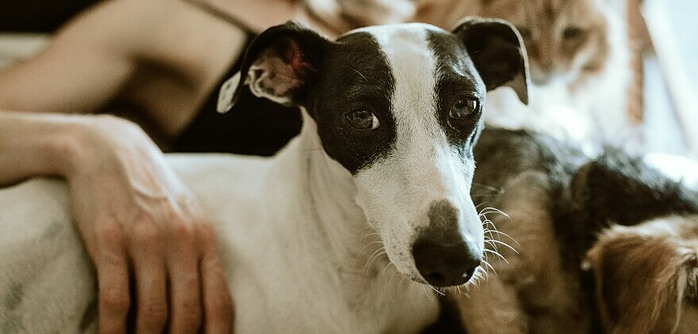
[292,110,387,274]
[267,110,439,331]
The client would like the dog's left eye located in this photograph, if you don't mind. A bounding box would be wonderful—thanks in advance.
[346,109,380,130]
[449,96,480,119]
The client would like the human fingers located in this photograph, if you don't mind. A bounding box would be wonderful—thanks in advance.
[166,221,203,333]
[95,223,131,334]
[130,220,168,333]
[199,224,234,334]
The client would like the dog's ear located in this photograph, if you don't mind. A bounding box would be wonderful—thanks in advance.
[453,17,530,105]
[587,225,698,334]
[217,21,329,113]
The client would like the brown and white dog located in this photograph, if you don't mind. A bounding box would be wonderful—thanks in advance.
[451,128,698,334]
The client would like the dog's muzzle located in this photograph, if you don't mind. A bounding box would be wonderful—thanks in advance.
[412,200,482,287]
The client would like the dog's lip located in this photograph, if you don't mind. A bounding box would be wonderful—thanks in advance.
[408,272,475,288]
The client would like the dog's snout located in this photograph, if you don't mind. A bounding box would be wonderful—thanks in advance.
[413,238,481,287]
[412,200,482,287]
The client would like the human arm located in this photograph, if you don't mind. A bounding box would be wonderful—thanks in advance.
[0,0,242,330]
[0,0,400,331]
[0,111,233,333]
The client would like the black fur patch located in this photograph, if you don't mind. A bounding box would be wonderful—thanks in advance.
[306,32,397,174]
[428,30,485,154]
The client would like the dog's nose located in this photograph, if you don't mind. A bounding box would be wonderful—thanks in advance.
[413,237,481,287]
[412,200,481,287]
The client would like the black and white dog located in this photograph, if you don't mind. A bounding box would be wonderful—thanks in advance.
[0,19,528,332]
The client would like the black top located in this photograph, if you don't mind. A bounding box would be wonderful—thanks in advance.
[172,0,302,156]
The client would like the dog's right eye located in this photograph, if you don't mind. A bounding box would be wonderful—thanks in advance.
[449,96,480,120]
[346,109,379,130]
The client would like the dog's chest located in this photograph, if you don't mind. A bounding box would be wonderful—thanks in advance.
[170,154,440,333]
[213,210,439,334]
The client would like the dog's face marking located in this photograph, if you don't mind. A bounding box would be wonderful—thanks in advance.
[427,31,486,150]
[220,19,529,287]
[309,30,397,174]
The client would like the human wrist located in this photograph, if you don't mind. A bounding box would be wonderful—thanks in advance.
[25,114,96,180]
[44,116,99,180]
[0,112,89,184]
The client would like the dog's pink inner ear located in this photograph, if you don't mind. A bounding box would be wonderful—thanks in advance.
[279,39,316,79]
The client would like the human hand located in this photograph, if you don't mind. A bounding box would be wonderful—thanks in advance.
[64,115,233,333]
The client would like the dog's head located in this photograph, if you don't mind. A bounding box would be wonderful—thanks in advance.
[218,19,529,287]
[587,216,698,334]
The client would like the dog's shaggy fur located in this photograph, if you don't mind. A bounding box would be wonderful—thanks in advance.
[452,127,698,333]
[588,215,698,334]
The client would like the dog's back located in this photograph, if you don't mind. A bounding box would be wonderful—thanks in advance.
[0,178,97,332]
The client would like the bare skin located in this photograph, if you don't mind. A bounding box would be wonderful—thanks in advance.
[0,0,350,332]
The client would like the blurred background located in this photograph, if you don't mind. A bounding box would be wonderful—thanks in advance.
[0,0,695,157]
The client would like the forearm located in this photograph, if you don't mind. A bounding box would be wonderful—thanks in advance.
[0,111,84,185]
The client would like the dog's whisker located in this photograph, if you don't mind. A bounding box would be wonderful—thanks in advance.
[359,231,381,240]
[427,284,446,296]
[484,248,509,264]
[364,247,387,273]
[384,267,397,300]
[484,238,500,255]
[484,230,501,251]
[358,240,384,255]
[365,251,386,272]
[472,183,503,194]
[379,261,394,278]
[478,206,509,217]
[484,229,520,246]
[485,230,517,248]
[470,270,481,284]
[477,266,489,281]
[475,201,493,210]
[467,271,483,289]
[481,259,498,275]
[485,245,512,264]
[421,284,436,302]
[352,68,369,82]
[488,239,519,254]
